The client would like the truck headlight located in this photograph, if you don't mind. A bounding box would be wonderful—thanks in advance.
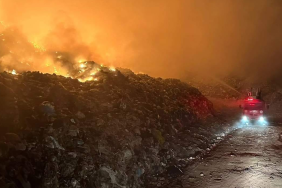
[242,116,248,121]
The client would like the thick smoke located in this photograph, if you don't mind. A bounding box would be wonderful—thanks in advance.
[1,0,282,80]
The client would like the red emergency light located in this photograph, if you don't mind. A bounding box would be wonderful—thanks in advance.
[244,97,254,101]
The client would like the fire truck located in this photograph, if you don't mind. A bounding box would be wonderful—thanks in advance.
[239,88,269,125]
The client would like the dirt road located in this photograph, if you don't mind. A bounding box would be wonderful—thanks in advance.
[169,123,282,188]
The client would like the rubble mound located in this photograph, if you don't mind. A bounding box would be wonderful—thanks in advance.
[186,75,244,99]
[0,69,224,188]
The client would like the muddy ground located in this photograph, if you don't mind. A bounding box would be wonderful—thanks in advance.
[167,121,282,188]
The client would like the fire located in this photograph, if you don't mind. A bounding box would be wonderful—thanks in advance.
[54,67,59,74]
[79,63,86,68]
[76,56,87,64]
[0,26,118,83]
[5,69,18,75]
[109,67,116,72]
[90,71,97,76]
[78,76,97,82]
[11,70,17,75]
[31,41,46,52]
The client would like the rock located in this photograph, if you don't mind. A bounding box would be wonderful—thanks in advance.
[71,178,80,188]
[136,168,145,177]
[76,111,85,119]
[98,141,111,155]
[97,119,105,127]
[134,128,141,135]
[45,136,65,150]
[99,167,126,188]
[60,164,75,177]
[43,162,59,188]
[70,119,76,124]
[123,149,133,161]
[152,129,165,145]
[40,101,55,117]
[68,125,79,137]
[120,101,127,110]
[68,152,77,158]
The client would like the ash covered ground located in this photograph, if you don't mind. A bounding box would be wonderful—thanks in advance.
[0,68,232,188]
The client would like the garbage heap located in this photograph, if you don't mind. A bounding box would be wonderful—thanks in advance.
[184,75,244,99]
[0,67,224,188]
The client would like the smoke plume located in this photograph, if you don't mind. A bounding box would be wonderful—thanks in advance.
[1,0,282,80]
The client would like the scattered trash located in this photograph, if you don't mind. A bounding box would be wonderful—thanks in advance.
[0,70,224,188]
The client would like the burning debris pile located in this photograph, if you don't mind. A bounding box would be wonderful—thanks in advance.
[0,68,226,188]
[0,26,110,81]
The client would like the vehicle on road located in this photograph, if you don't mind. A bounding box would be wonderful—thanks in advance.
[239,88,269,125]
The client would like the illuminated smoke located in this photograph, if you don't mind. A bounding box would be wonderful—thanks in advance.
[1,0,282,81]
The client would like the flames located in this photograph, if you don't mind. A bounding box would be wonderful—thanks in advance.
[3,55,117,83]
[4,58,117,83]
[31,41,46,52]
[109,67,116,72]
[6,69,17,75]
[74,61,116,82]
[0,26,117,82]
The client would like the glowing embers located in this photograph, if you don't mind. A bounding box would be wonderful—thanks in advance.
[11,69,17,75]
[74,60,117,82]
[109,66,116,72]
[78,77,98,82]
[5,69,18,75]
[78,59,87,63]
[30,41,46,52]
[90,71,98,76]
[79,63,87,68]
